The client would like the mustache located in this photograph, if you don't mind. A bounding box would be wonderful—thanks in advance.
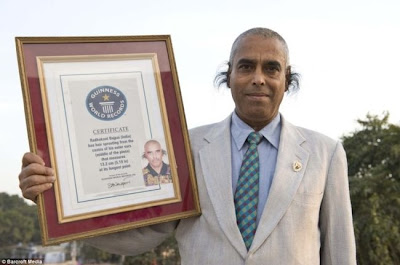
[245,91,271,97]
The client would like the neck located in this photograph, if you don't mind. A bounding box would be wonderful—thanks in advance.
[248,121,270,132]
[238,115,276,132]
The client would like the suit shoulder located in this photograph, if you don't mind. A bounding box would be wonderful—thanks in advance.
[188,116,231,152]
[282,117,338,145]
[297,126,336,142]
[188,122,219,147]
[295,125,342,152]
[189,122,218,137]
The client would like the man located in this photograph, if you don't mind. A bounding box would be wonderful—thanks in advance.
[19,27,356,264]
[142,139,172,186]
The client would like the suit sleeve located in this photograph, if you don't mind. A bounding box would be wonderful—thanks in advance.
[83,221,178,255]
[320,142,357,265]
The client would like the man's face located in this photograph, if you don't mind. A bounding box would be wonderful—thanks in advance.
[144,142,163,169]
[228,35,288,130]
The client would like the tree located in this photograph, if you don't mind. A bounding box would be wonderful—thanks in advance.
[0,193,42,258]
[0,193,40,246]
[342,112,400,265]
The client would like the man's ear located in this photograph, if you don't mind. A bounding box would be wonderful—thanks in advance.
[285,66,291,92]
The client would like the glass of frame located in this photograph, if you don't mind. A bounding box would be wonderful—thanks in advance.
[16,35,200,246]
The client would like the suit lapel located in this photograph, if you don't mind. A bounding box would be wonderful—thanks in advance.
[198,115,310,255]
[251,117,310,252]
[198,116,248,258]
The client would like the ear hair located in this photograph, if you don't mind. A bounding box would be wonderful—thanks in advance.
[285,66,291,91]
[226,63,232,88]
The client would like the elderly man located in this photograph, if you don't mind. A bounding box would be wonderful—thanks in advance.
[142,139,171,186]
[19,27,356,264]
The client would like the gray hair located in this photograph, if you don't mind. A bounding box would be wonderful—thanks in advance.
[229,27,290,65]
[215,27,300,92]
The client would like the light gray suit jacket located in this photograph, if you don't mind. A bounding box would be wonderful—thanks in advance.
[87,114,357,265]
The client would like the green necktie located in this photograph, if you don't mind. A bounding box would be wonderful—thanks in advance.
[234,132,262,250]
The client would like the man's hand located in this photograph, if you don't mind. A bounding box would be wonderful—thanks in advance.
[19,152,55,203]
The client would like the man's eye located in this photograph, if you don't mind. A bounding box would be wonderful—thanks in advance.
[265,66,279,74]
[238,64,252,71]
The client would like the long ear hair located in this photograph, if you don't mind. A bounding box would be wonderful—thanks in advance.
[286,67,301,93]
[214,61,230,89]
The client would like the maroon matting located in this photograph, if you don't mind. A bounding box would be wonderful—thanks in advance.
[16,36,200,245]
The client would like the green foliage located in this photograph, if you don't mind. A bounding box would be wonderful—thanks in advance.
[0,193,40,246]
[342,112,400,265]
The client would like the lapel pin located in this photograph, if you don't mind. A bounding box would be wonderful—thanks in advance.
[293,161,302,172]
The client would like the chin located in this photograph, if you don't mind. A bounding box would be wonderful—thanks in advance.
[249,110,273,118]
[248,111,276,122]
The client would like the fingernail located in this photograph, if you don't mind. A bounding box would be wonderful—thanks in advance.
[49,176,56,182]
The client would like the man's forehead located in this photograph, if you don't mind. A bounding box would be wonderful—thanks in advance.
[232,36,287,63]
[145,142,161,150]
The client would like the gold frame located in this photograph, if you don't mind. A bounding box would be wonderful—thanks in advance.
[16,35,200,245]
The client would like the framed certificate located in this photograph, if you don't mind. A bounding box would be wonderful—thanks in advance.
[16,35,200,245]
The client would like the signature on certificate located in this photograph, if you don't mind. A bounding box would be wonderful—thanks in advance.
[107,181,131,189]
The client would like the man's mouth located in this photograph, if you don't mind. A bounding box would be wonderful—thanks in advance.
[246,92,269,99]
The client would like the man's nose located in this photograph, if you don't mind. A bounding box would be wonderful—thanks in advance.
[252,67,266,86]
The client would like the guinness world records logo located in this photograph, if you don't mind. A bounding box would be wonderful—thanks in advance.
[86,85,127,121]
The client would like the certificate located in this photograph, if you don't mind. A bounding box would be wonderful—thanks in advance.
[16,36,200,245]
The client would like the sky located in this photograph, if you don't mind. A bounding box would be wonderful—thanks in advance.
[1,0,400,199]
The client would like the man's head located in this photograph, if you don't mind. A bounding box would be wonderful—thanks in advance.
[143,140,166,169]
[228,28,290,70]
[215,27,300,131]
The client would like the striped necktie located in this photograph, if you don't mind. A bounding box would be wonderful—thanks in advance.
[234,131,262,250]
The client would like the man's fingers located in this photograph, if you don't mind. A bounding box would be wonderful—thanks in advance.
[22,152,45,168]
[19,152,55,203]
[23,182,54,202]
[19,174,55,201]
[19,161,55,202]
[19,162,54,181]
[19,174,55,189]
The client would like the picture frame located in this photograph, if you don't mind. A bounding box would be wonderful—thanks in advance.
[16,35,200,245]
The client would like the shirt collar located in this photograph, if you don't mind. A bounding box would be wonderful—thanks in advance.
[231,111,281,151]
